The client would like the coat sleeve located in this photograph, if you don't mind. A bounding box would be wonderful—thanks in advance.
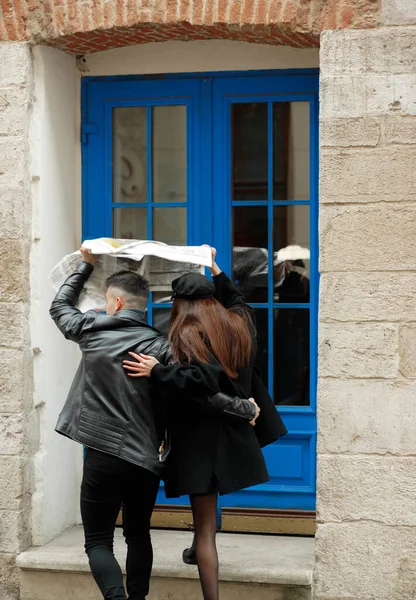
[212,271,248,311]
[212,271,255,330]
[49,261,98,343]
[150,363,256,421]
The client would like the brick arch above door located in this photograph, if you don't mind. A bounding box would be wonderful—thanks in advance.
[1,0,380,54]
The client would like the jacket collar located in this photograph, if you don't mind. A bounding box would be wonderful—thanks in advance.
[114,308,148,326]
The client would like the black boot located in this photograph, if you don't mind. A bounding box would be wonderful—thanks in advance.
[182,533,197,565]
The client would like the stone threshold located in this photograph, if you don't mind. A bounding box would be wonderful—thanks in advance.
[17,525,315,587]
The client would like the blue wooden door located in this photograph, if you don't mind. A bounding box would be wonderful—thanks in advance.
[82,70,318,517]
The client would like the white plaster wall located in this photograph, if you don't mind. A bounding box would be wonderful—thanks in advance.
[83,40,319,76]
[30,46,82,545]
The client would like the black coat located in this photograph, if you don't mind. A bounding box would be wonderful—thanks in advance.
[150,272,285,498]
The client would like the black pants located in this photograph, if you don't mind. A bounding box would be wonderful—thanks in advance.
[81,448,160,600]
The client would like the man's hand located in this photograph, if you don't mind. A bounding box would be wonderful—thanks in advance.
[248,397,260,426]
[80,246,98,266]
[123,352,160,378]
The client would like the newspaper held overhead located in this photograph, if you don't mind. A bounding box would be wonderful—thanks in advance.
[49,238,213,312]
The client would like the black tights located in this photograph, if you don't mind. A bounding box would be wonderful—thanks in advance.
[190,492,219,600]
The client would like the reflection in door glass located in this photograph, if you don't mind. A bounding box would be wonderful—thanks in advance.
[274,102,310,201]
[273,102,310,200]
[231,101,310,201]
[274,308,310,406]
[232,103,268,201]
[113,107,147,204]
[232,206,268,302]
[273,205,310,302]
[153,106,187,203]
[113,207,147,240]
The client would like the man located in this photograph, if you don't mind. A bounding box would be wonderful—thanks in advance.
[50,248,259,600]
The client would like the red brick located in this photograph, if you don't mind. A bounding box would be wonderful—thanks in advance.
[341,4,354,28]
[114,0,124,26]
[67,0,81,33]
[202,0,213,26]
[240,0,256,25]
[165,0,177,22]
[281,0,298,24]
[1,0,18,38]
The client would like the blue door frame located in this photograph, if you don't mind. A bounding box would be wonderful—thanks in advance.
[81,69,319,514]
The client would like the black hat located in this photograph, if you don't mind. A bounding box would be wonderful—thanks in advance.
[171,272,215,300]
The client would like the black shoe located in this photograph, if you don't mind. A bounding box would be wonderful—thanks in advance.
[182,534,197,565]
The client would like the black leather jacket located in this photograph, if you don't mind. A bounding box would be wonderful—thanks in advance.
[50,262,256,477]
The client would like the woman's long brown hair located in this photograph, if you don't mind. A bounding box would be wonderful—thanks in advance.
[168,297,253,378]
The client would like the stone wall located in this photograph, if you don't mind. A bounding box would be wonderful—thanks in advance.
[316,25,416,600]
[0,42,37,599]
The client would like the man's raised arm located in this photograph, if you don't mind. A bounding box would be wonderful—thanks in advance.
[49,249,98,343]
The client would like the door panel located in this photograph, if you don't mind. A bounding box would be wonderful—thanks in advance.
[211,74,318,512]
[82,70,319,521]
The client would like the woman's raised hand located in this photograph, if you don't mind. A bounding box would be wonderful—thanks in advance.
[203,244,222,277]
[123,352,160,378]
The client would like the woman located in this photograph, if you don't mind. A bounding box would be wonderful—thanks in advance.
[123,249,270,600]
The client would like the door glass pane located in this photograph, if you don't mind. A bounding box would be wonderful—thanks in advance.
[153,207,187,245]
[233,206,268,303]
[273,206,310,303]
[273,102,310,201]
[153,308,171,336]
[232,103,268,201]
[113,107,147,204]
[254,308,268,388]
[153,106,187,203]
[113,207,147,240]
[274,308,309,406]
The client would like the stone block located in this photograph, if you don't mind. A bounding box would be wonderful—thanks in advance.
[366,73,416,116]
[317,455,416,526]
[319,205,416,273]
[0,187,29,239]
[0,239,29,303]
[0,303,28,349]
[319,323,398,379]
[317,379,416,455]
[399,324,416,378]
[0,138,28,187]
[0,510,29,554]
[0,553,19,600]
[382,0,416,25]
[0,87,29,137]
[320,118,381,148]
[320,148,416,203]
[320,76,367,119]
[319,272,416,323]
[320,28,416,75]
[385,115,416,144]
[0,43,31,87]
[0,415,24,455]
[0,350,32,413]
[0,457,26,511]
[314,522,416,599]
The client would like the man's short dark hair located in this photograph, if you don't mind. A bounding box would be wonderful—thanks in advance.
[105,270,149,307]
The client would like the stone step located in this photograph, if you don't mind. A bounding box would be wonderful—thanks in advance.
[17,525,314,600]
